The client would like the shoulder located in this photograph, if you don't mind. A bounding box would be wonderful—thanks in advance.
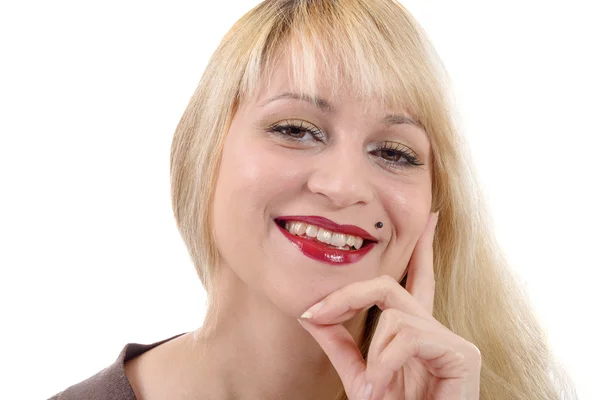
[47,349,135,400]
[48,333,186,400]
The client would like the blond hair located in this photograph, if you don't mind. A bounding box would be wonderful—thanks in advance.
[170,1,577,398]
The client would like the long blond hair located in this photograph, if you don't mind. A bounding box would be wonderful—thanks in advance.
[170,1,577,398]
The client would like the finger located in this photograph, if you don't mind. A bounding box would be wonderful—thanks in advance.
[300,275,432,325]
[366,309,432,363]
[404,211,439,314]
[297,319,366,398]
[368,328,466,400]
[365,309,433,399]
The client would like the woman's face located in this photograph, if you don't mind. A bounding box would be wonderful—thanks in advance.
[212,64,432,317]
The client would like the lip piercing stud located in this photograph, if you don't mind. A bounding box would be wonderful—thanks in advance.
[375,221,383,229]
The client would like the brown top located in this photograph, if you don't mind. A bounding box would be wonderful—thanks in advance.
[48,333,186,400]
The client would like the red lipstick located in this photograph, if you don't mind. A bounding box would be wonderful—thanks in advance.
[275,215,378,242]
[274,217,377,265]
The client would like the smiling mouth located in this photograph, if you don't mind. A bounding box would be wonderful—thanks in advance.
[274,218,377,265]
[274,219,376,251]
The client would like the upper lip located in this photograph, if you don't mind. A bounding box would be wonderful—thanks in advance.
[275,215,379,242]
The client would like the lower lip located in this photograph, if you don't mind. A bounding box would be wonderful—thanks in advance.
[275,221,375,265]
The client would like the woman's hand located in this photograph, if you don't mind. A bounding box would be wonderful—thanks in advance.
[297,212,481,400]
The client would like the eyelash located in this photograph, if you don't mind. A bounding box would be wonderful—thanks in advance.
[266,120,425,169]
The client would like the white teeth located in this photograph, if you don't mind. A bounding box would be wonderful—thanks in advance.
[287,222,295,234]
[295,222,307,235]
[288,221,307,235]
[281,220,368,250]
[331,232,347,247]
[345,235,355,247]
[305,224,319,238]
[288,222,297,234]
[353,236,363,250]
[316,228,332,244]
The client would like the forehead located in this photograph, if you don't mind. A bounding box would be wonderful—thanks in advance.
[246,58,416,121]
[243,60,424,134]
[249,57,342,105]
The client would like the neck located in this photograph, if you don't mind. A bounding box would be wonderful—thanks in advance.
[183,264,368,400]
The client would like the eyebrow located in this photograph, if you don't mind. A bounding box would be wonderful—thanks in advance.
[260,92,423,130]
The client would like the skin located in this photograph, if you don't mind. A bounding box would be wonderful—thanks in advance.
[124,62,481,399]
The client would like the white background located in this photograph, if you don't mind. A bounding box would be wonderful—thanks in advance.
[0,1,598,399]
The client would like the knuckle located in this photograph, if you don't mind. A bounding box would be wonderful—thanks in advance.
[397,326,419,348]
[456,338,482,366]
[380,308,404,329]
[380,274,399,285]
[377,352,399,372]
[375,275,399,307]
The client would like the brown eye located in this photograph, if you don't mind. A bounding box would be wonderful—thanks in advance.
[371,141,424,169]
[267,120,325,143]
[282,125,306,138]
[381,149,402,162]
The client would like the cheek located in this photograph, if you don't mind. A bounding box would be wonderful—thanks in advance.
[378,180,432,276]
[212,130,281,281]
[220,133,310,212]
[384,179,432,224]
[212,129,308,255]
[216,134,283,211]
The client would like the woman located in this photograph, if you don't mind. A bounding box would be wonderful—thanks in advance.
[50,0,577,399]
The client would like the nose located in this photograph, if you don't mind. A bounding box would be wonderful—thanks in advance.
[306,144,374,208]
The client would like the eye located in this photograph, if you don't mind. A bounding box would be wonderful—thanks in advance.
[266,120,325,143]
[266,122,424,170]
[370,141,425,169]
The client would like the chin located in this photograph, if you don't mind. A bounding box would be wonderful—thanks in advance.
[258,260,359,319]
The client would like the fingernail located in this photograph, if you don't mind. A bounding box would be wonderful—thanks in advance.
[300,301,324,319]
[362,382,373,400]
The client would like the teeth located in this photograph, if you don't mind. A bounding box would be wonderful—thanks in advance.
[295,222,307,235]
[316,228,332,244]
[353,236,363,250]
[305,224,319,238]
[346,235,355,247]
[288,221,307,235]
[282,221,367,250]
[330,232,347,247]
